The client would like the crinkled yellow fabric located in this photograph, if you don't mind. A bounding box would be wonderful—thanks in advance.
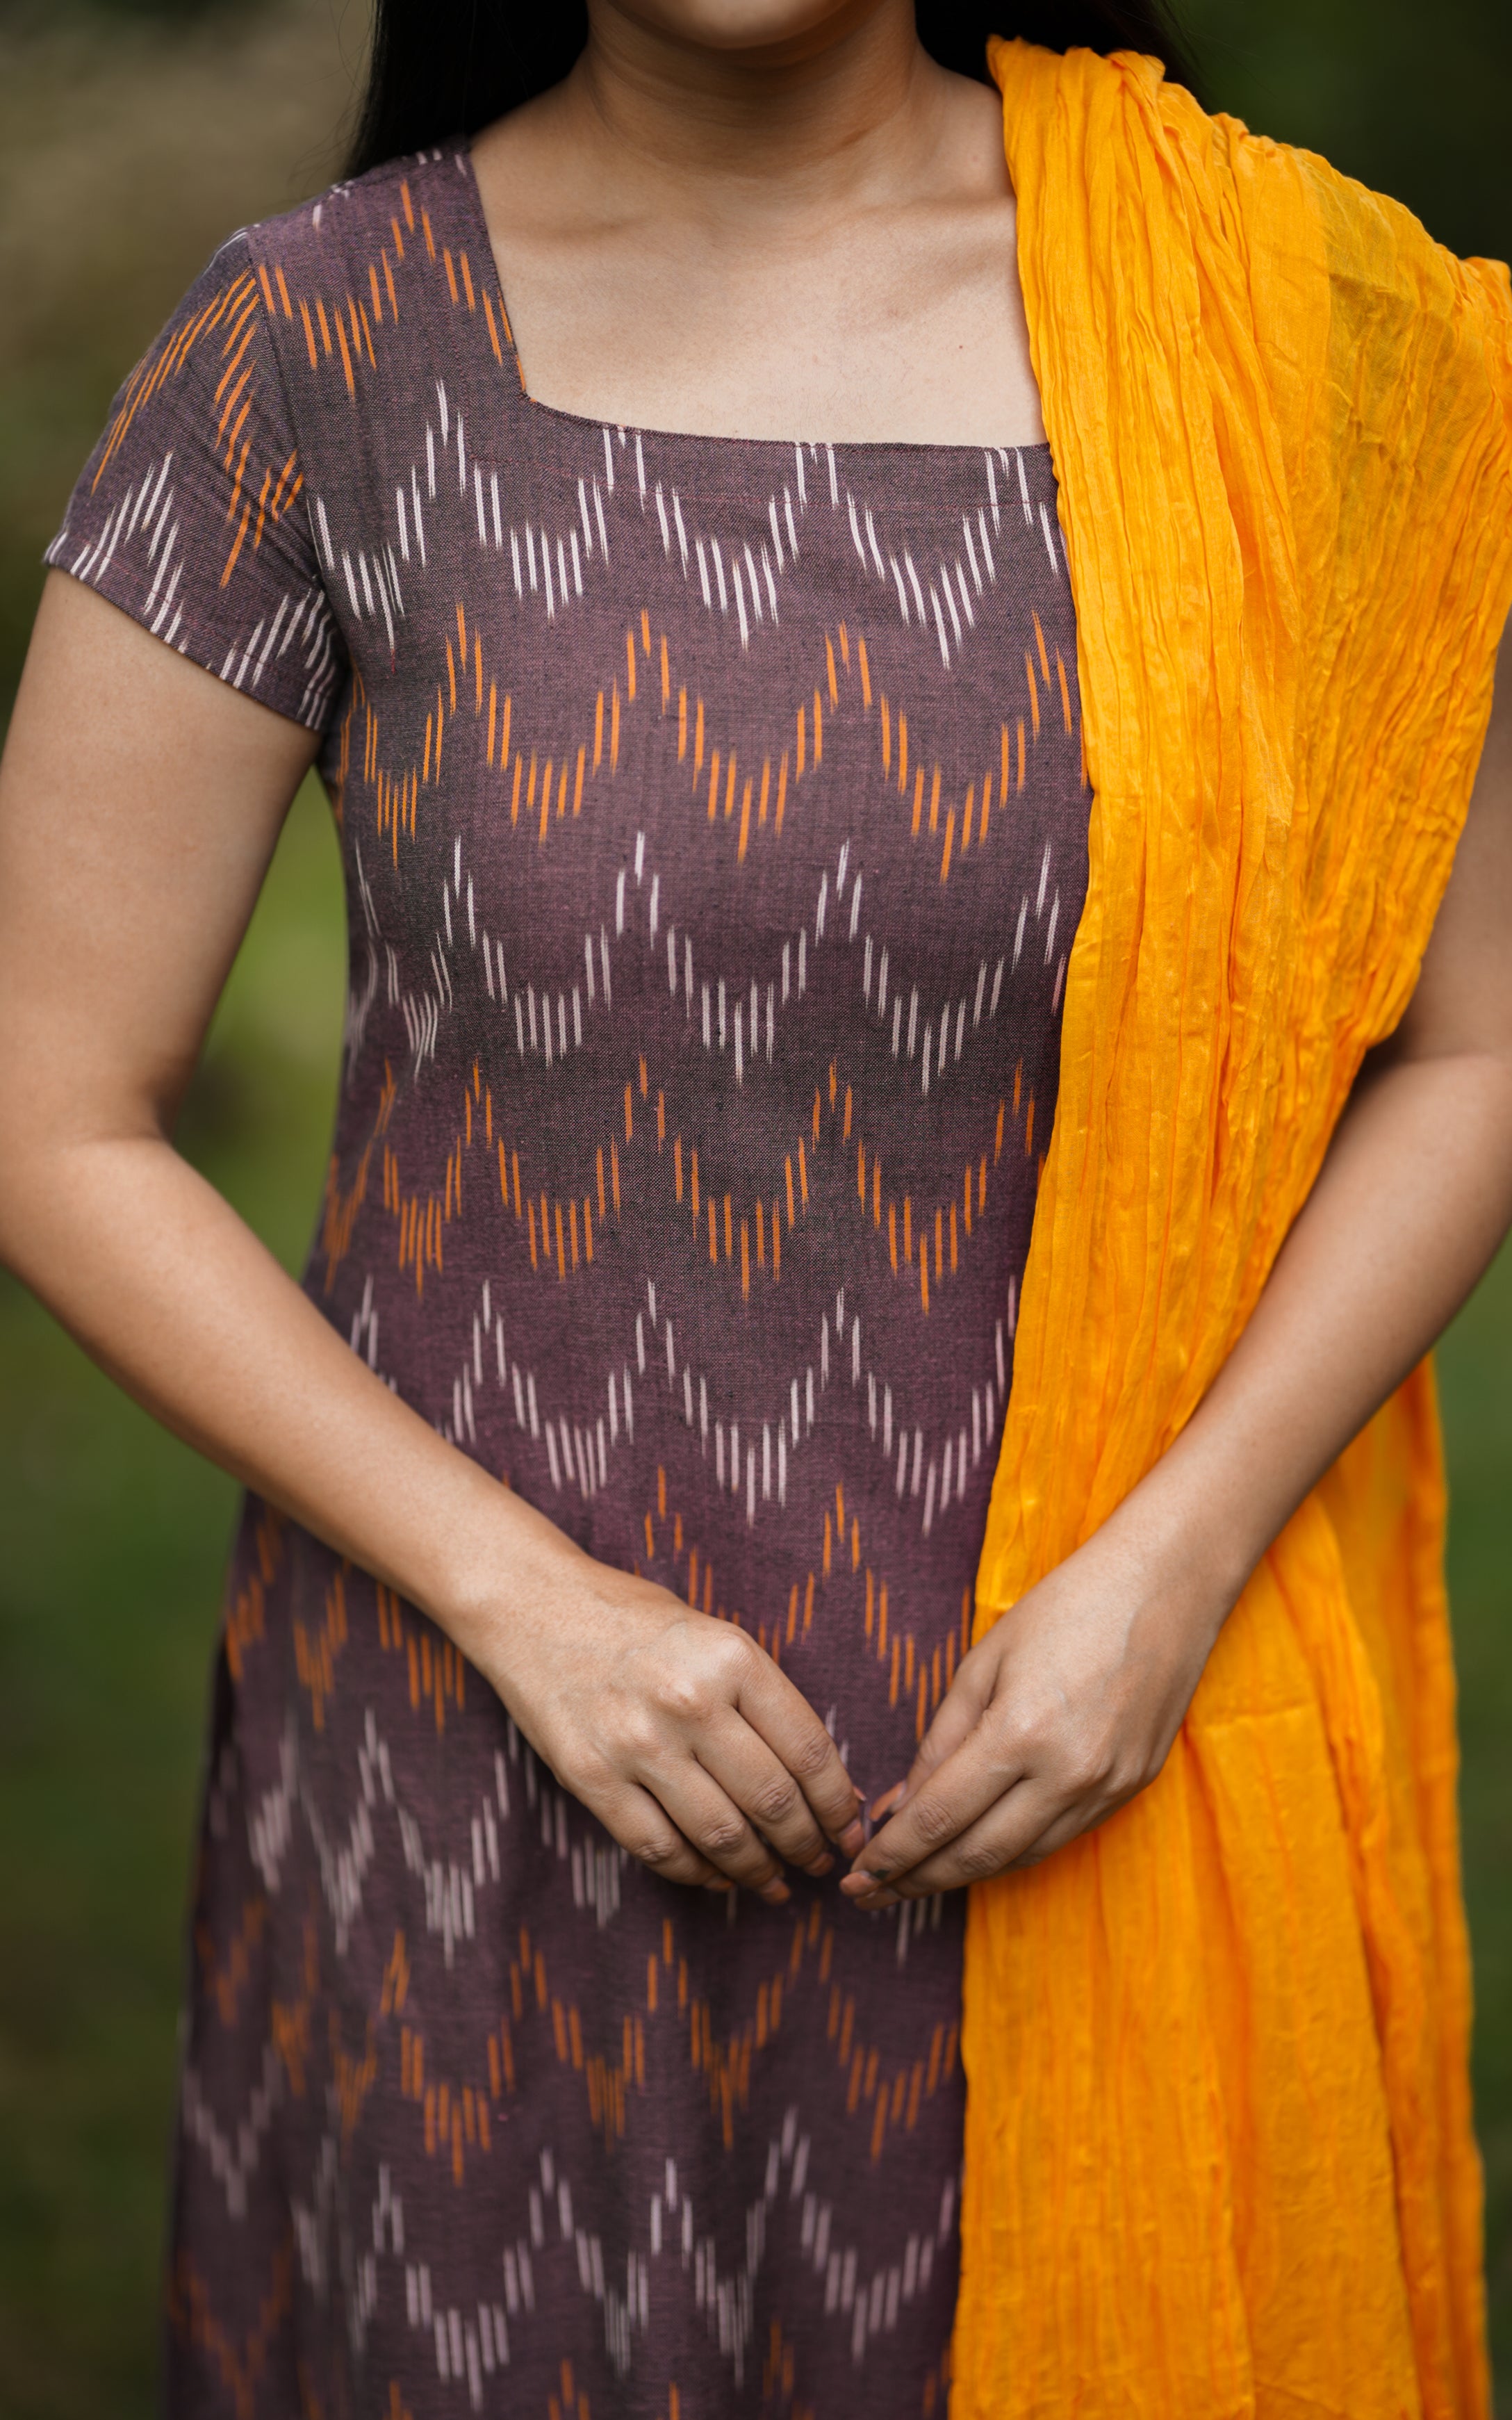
[958,40,1512,2420]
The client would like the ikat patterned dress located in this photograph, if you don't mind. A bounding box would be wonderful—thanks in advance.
[52,147,1090,2420]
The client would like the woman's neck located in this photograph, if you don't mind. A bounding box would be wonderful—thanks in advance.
[559,0,949,225]
[466,6,1044,447]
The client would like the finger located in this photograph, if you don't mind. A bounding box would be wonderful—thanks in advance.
[641,1753,793,1904]
[588,1776,730,1891]
[730,1649,864,1854]
[885,1776,1137,1897]
[889,1651,996,1810]
[840,1728,1021,1899]
[1003,1788,1131,1870]
[698,1710,835,1875]
[848,1777,1060,1904]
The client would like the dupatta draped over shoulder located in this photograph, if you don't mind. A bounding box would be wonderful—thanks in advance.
[958,40,1512,2420]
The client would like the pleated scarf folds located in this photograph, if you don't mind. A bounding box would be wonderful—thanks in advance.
[958,40,1512,2418]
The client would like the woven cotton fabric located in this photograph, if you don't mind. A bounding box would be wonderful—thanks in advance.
[52,143,1092,2419]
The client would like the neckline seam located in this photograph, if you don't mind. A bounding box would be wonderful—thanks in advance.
[448,145,1056,464]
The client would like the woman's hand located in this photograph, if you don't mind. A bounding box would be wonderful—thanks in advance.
[477,1549,865,1905]
[842,616,1512,1913]
[838,1521,1228,1908]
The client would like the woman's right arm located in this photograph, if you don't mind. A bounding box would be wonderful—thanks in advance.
[0,575,862,1895]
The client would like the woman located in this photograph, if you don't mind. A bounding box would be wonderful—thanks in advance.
[1,0,1509,2411]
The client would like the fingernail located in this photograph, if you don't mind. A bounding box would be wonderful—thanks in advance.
[805,1853,835,1877]
[837,1820,864,1857]
[759,1879,791,1905]
[870,1782,907,1820]
[839,1872,876,1897]
[703,1878,734,1892]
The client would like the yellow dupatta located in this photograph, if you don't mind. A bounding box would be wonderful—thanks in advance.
[958,40,1512,2419]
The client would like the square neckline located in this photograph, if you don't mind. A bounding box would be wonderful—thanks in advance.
[453,144,1055,466]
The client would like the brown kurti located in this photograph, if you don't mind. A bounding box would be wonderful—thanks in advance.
[52,145,1090,2419]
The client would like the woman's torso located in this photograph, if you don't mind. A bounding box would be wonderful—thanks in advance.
[67,145,1090,2417]
[303,152,1084,1628]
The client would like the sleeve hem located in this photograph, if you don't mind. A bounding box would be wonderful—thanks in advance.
[42,546,335,733]
[43,227,345,737]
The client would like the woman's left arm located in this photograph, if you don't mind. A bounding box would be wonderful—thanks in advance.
[842,625,1512,1908]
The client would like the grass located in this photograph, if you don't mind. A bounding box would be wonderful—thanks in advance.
[0,2,1508,2411]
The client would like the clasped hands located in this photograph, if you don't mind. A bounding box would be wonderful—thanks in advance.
[488,1514,1228,1908]
[841,1526,1223,1909]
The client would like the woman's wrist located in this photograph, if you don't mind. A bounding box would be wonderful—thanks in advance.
[400,1453,596,1680]
[1098,1434,1259,1660]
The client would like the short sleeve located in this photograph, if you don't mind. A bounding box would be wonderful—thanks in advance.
[45,234,345,731]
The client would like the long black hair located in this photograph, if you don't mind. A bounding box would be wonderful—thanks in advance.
[347,2,1203,180]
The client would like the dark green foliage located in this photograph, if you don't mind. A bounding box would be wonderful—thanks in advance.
[1185,0,1512,261]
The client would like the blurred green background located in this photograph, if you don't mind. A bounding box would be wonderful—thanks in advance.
[0,0,1508,2412]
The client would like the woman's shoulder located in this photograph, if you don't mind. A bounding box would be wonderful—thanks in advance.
[37,152,487,732]
[1171,78,1511,323]
[234,145,481,315]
